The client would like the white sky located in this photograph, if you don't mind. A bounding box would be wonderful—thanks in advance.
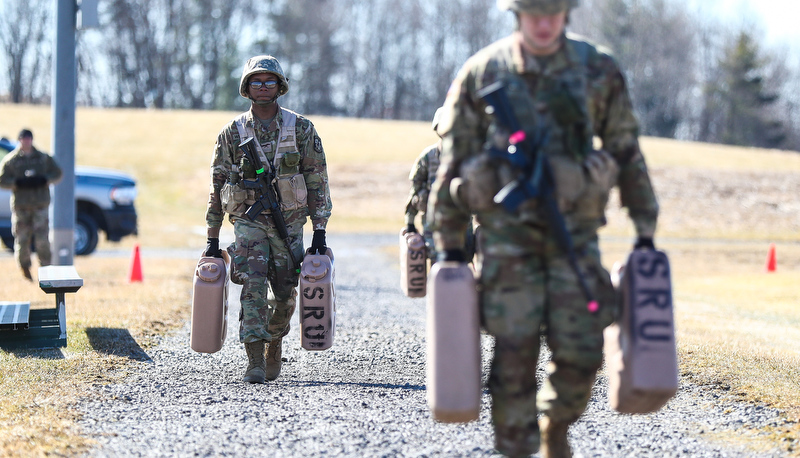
[690,0,800,51]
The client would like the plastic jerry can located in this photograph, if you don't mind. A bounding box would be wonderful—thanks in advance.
[400,229,427,297]
[299,248,335,351]
[604,248,678,414]
[426,261,480,422]
[190,255,229,353]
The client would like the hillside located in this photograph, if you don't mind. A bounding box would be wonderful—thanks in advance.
[2,103,800,248]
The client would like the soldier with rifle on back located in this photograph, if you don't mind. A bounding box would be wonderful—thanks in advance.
[204,55,332,384]
[429,0,659,456]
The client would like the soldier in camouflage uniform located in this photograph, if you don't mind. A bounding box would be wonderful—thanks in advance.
[429,0,659,456]
[405,108,476,262]
[0,129,63,281]
[204,55,332,384]
[404,108,444,260]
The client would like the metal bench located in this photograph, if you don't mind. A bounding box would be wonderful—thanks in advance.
[0,266,83,350]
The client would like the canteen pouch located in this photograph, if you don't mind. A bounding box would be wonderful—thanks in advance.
[574,150,618,221]
[457,154,513,212]
[548,155,587,213]
[221,182,254,215]
[279,150,301,174]
[275,174,308,211]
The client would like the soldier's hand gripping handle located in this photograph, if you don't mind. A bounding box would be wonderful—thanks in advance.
[437,249,465,263]
[310,230,327,255]
[634,237,655,250]
[205,237,223,258]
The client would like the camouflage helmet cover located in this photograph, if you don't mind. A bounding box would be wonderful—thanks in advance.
[239,55,289,98]
[497,0,578,14]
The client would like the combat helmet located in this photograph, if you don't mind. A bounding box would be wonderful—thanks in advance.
[239,55,289,99]
[497,0,578,14]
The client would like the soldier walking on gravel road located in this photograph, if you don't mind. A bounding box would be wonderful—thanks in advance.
[204,55,332,384]
[0,129,62,281]
[430,0,659,456]
[404,108,476,263]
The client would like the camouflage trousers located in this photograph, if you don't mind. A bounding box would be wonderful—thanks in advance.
[11,205,52,269]
[478,238,616,456]
[229,218,305,344]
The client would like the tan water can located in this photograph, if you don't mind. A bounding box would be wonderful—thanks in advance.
[426,261,481,422]
[604,249,678,414]
[299,248,335,351]
[400,229,427,297]
[190,254,229,353]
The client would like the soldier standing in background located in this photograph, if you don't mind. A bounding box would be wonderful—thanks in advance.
[204,55,332,384]
[429,0,659,456]
[0,129,62,281]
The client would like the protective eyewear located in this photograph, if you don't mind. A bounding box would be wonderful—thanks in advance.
[249,80,279,90]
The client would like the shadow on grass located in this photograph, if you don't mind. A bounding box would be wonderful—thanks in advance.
[86,327,152,362]
[6,347,66,359]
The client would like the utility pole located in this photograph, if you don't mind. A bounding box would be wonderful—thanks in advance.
[51,0,98,265]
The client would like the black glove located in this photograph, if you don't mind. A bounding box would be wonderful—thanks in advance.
[204,237,223,258]
[634,237,655,250]
[437,249,465,263]
[310,229,327,254]
[406,223,417,234]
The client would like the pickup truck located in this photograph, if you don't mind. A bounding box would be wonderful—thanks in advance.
[0,138,138,255]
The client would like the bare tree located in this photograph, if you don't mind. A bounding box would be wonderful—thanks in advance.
[572,0,697,139]
[102,0,252,109]
[0,0,51,103]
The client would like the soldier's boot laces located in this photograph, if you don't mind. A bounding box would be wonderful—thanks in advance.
[21,266,32,281]
[265,338,283,381]
[539,416,572,458]
[243,341,266,384]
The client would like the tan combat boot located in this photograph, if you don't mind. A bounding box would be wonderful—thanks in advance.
[264,338,283,381]
[539,416,572,458]
[243,341,266,384]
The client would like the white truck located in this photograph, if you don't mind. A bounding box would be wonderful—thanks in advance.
[0,137,138,255]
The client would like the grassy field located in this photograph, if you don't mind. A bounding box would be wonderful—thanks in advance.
[1,103,800,455]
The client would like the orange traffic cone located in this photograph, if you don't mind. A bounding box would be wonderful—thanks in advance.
[765,243,777,273]
[129,244,144,282]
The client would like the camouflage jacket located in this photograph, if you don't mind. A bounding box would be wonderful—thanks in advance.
[0,146,63,209]
[205,106,332,231]
[431,33,658,256]
[404,142,441,226]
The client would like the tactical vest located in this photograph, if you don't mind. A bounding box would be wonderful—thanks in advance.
[221,108,308,218]
[458,38,612,226]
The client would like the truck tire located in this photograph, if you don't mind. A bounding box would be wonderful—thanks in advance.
[75,212,99,256]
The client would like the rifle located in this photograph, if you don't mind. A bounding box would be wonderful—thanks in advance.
[476,80,598,313]
[238,137,300,273]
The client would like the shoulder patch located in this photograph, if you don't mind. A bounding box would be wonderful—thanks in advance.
[314,135,323,153]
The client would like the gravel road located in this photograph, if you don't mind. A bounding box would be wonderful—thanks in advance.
[79,233,789,457]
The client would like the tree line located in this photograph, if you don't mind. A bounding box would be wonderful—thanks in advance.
[1,0,797,151]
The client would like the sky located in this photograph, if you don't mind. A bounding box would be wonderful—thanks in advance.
[691,0,800,52]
